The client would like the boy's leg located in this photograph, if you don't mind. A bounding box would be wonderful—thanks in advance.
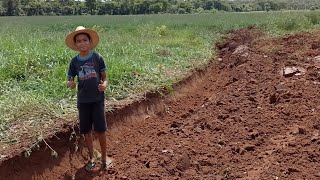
[92,100,107,161]
[97,131,107,162]
[97,132,112,170]
[84,132,94,161]
[78,102,95,162]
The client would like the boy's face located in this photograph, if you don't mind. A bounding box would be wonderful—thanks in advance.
[75,34,91,52]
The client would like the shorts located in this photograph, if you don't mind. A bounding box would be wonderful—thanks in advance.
[77,100,107,134]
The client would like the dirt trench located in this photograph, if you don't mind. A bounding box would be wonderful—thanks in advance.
[1,27,320,180]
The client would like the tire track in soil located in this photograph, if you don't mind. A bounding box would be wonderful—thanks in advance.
[1,27,320,179]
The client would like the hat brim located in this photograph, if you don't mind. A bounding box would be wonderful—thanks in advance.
[65,29,99,51]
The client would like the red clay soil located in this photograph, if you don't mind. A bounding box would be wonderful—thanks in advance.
[1,27,320,180]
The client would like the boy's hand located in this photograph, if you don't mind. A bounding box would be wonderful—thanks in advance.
[67,80,76,89]
[98,80,107,92]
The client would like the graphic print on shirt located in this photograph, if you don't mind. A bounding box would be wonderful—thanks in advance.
[78,62,97,80]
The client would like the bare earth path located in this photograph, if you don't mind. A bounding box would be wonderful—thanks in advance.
[1,27,320,180]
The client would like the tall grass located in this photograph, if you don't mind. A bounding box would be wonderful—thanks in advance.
[0,11,320,147]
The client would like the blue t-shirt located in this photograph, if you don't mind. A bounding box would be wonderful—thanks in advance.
[67,52,107,103]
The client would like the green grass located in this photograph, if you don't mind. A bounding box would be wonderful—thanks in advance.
[0,11,320,147]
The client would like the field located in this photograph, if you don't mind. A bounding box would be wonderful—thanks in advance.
[0,11,320,179]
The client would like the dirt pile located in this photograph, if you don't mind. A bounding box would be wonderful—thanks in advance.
[1,27,320,179]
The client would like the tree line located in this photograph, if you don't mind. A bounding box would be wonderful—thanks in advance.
[1,0,320,16]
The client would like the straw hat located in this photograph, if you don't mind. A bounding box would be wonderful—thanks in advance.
[65,26,99,51]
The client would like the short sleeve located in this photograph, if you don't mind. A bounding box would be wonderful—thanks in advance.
[98,55,107,72]
[67,60,77,78]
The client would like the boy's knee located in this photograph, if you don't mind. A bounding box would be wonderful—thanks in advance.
[95,130,107,135]
[80,128,91,134]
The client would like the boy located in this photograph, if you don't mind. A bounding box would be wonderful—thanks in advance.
[65,26,112,171]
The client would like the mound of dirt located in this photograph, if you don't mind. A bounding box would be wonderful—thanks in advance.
[1,27,320,180]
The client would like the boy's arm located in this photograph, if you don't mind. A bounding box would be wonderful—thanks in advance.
[67,60,76,89]
[98,71,108,92]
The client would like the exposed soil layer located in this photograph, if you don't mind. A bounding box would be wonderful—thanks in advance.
[1,27,320,180]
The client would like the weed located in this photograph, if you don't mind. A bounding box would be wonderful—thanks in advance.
[24,134,57,158]
[304,11,320,25]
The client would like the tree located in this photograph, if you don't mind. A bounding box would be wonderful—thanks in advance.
[264,2,271,11]
[134,0,149,14]
[73,2,87,15]
[62,5,74,15]
[2,0,319,16]
[97,1,116,15]
[119,0,130,15]
[85,0,97,14]
[167,4,178,13]
[2,0,20,16]
[0,4,4,15]
[203,0,214,10]
[192,0,203,9]
[213,0,231,12]
[178,1,193,13]
[150,3,162,14]
[20,0,32,6]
